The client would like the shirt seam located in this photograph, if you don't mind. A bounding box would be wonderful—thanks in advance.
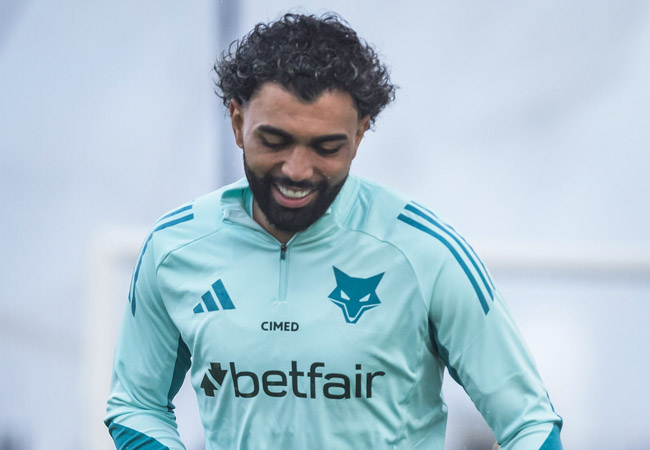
[337,195,435,448]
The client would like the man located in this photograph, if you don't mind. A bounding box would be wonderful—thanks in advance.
[105,13,563,450]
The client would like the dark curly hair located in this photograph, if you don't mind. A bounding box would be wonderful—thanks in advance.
[214,13,396,127]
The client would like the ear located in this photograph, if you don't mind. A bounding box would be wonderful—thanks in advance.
[229,99,245,149]
[352,115,371,159]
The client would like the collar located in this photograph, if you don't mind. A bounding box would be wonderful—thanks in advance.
[221,175,360,244]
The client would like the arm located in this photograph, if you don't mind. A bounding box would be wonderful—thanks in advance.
[105,232,191,450]
[429,252,563,450]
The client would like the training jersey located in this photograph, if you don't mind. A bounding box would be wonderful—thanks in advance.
[105,176,563,450]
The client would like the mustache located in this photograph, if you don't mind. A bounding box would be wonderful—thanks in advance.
[271,177,324,190]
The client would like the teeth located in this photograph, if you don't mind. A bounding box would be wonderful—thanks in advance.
[277,184,312,199]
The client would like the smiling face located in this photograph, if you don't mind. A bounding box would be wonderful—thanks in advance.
[230,82,370,242]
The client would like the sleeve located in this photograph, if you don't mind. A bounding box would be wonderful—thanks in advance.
[428,251,563,450]
[105,233,191,450]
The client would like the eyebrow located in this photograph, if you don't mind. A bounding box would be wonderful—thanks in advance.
[257,125,348,145]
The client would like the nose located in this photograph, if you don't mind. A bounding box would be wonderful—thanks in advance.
[281,146,314,181]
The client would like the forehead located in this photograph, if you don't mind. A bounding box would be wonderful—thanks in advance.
[243,83,360,136]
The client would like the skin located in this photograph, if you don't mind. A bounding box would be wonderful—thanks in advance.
[229,82,370,243]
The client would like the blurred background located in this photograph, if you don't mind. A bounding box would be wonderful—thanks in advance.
[1,0,649,449]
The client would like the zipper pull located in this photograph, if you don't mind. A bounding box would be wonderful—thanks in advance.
[280,243,287,260]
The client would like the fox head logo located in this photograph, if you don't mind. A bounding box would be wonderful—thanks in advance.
[328,267,384,324]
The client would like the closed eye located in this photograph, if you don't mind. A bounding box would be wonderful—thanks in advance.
[256,125,292,150]
[311,134,347,156]
[313,144,343,156]
[261,137,289,150]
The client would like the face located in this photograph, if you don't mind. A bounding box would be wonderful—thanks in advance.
[230,82,370,242]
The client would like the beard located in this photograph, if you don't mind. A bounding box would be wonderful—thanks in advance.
[243,154,346,234]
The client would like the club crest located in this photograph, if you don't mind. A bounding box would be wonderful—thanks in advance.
[328,267,384,323]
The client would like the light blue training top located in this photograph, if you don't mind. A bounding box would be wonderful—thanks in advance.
[105,175,563,450]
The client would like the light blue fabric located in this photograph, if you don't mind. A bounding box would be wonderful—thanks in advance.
[106,176,562,450]
[108,422,169,450]
[540,424,563,449]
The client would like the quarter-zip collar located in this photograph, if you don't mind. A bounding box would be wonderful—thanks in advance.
[221,176,360,245]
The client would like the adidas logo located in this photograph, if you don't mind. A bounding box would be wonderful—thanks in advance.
[193,279,235,313]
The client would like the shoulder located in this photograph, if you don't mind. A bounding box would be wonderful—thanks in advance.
[145,178,248,264]
[343,177,494,307]
[340,177,453,274]
[342,176,458,260]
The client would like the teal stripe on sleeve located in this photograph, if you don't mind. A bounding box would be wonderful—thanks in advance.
[129,213,194,316]
[108,422,169,450]
[167,337,191,411]
[413,201,496,291]
[397,214,491,314]
[539,424,563,450]
[406,203,494,299]
[156,204,193,223]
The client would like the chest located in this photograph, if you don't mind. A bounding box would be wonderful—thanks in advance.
[156,230,429,389]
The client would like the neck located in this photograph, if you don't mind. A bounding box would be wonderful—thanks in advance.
[252,200,294,244]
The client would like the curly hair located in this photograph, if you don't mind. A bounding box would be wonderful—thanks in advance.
[214,13,396,127]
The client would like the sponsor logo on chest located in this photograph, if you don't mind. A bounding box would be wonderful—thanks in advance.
[200,361,385,400]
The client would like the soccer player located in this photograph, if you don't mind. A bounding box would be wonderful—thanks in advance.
[105,13,563,450]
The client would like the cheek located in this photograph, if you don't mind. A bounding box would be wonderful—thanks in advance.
[243,146,277,172]
[320,159,352,183]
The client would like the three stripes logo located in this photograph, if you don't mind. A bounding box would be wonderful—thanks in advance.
[397,202,496,315]
[194,279,235,313]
